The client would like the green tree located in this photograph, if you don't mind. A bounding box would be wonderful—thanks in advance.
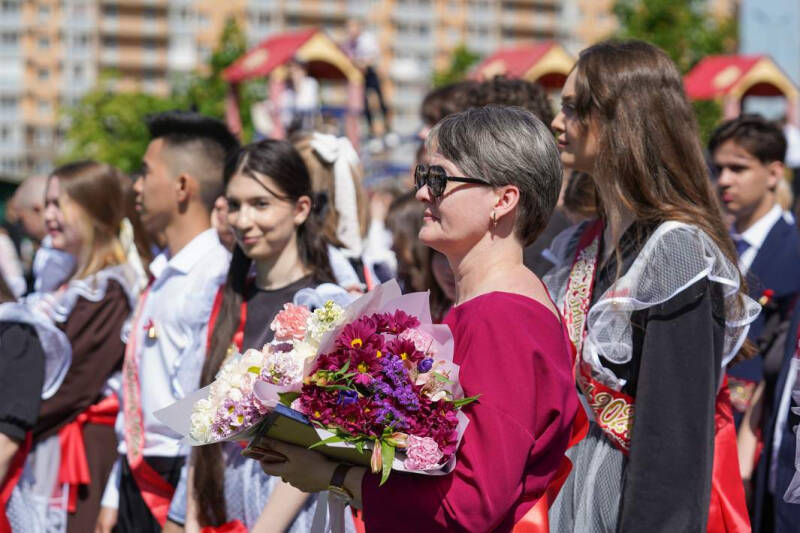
[614,0,738,142]
[177,17,262,140]
[61,17,258,171]
[433,44,481,88]
[60,72,181,173]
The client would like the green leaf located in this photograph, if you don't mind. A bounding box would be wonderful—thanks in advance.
[379,441,396,486]
[277,392,300,407]
[431,372,455,384]
[355,441,364,454]
[320,384,356,391]
[309,435,345,449]
[452,394,481,408]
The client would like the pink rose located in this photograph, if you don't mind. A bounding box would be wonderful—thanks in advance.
[403,434,444,471]
[398,328,436,356]
[271,303,311,341]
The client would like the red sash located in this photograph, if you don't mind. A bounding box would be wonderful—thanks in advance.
[560,220,750,532]
[0,433,32,533]
[57,394,119,512]
[206,286,246,354]
[121,284,177,526]
[201,520,247,533]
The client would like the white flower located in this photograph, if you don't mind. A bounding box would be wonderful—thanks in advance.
[240,348,265,370]
[189,399,215,442]
[306,301,346,343]
[291,340,318,363]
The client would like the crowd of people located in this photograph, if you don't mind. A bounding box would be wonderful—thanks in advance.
[0,37,799,533]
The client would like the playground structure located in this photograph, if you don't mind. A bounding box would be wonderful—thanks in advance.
[684,54,800,125]
[471,41,575,91]
[222,28,364,146]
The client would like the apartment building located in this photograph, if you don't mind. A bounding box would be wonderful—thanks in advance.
[0,0,618,181]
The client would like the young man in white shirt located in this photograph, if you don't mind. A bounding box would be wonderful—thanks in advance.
[710,114,800,533]
[97,111,237,533]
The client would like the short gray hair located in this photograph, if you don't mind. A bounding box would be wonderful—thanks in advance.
[426,105,562,245]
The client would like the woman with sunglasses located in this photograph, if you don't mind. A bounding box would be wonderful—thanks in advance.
[246,105,580,531]
[546,40,759,531]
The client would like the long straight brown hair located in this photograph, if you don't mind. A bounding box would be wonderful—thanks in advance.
[193,140,334,527]
[50,161,129,279]
[573,40,754,359]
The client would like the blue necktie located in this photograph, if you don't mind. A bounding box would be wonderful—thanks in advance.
[734,237,750,257]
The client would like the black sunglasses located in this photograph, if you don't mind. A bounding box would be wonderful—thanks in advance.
[414,164,491,198]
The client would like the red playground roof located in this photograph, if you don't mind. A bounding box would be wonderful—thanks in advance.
[684,55,786,99]
[223,28,319,83]
[473,42,557,79]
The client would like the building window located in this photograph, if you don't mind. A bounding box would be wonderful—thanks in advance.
[1,1,19,12]
[38,36,50,48]
[143,38,157,50]
[38,100,51,114]
[103,37,118,48]
[73,65,83,79]
[37,68,49,80]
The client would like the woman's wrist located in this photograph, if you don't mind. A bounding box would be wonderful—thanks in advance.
[341,465,366,509]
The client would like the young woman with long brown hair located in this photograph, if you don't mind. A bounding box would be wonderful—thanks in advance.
[545,40,760,531]
[167,140,352,532]
[1,161,143,533]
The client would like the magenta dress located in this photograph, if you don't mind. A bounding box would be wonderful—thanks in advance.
[361,292,580,532]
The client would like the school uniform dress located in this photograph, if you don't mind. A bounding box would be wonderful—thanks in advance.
[2,264,140,533]
[545,220,759,532]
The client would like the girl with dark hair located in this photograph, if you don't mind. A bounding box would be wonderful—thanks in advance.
[1,161,142,533]
[169,140,351,532]
[546,40,760,531]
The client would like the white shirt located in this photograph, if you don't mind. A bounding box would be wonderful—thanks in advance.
[350,31,380,65]
[733,204,785,273]
[103,229,229,509]
[784,123,800,168]
[114,229,229,457]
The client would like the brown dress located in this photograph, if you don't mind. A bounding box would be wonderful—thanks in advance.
[33,279,131,533]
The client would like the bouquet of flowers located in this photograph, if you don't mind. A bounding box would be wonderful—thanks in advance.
[187,299,349,444]
[156,281,475,483]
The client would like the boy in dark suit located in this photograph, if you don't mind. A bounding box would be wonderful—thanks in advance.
[710,114,800,531]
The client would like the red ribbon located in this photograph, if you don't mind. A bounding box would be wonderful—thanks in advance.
[57,394,119,512]
[201,520,247,533]
[207,285,247,354]
[707,377,751,533]
[0,433,32,533]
